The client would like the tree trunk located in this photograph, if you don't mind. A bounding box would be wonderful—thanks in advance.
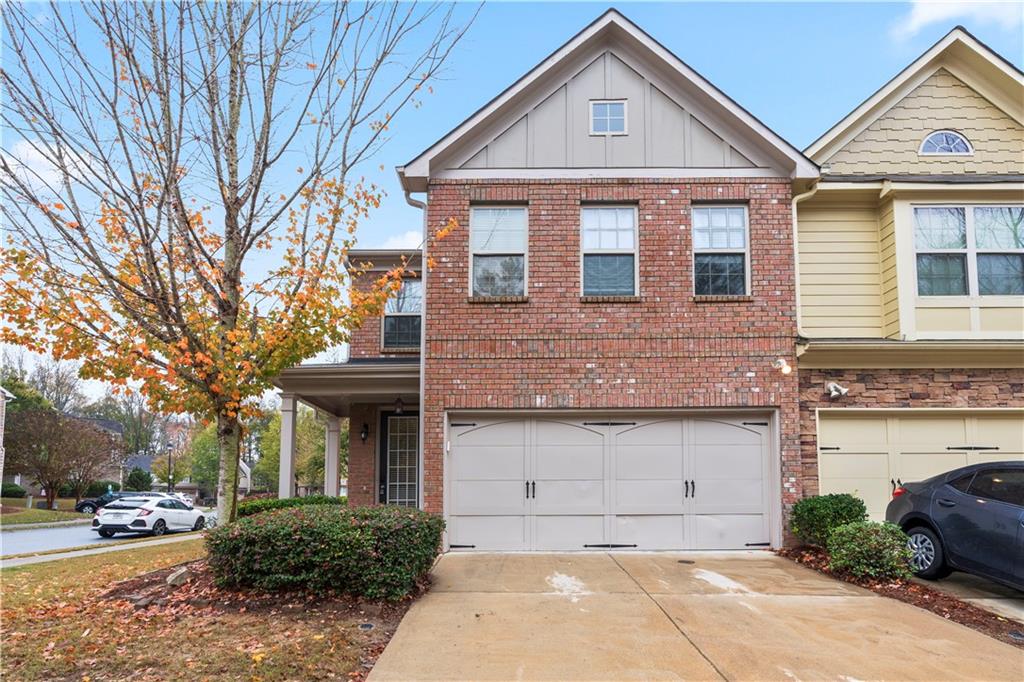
[216,412,241,524]
[44,483,58,510]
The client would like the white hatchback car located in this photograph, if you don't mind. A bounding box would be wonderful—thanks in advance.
[93,496,206,538]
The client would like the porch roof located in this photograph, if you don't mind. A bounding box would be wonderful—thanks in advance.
[273,359,420,417]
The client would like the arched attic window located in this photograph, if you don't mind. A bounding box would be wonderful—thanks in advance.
[919,130,973,155]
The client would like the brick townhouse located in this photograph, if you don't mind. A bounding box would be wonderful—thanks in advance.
[274,11,1023,550]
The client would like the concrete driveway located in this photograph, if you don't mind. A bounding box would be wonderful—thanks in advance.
[370,552,1023,681]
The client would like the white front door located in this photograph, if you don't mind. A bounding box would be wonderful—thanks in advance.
[449,414,772,551]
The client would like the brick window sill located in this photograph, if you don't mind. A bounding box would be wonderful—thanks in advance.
[692,295,753,303]
[580,295,642,304]
[380,346,420,354]
[467,296,529,304]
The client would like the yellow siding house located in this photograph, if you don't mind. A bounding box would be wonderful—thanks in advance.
[794,27,1024,519]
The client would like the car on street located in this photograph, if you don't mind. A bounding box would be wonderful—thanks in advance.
[886,461,1024,590]
[92,496,206,538]
[75,490,170,514]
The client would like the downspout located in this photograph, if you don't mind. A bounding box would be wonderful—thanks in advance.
[404,188,428,513]
[791,180,820,344]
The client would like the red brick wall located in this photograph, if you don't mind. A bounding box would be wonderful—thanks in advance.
[421,178,801,514]
[799,368,1024,496]
[348,273,421,360]
[346,404,378,506]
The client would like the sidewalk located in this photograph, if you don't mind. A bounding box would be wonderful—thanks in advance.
[1,533,202,568]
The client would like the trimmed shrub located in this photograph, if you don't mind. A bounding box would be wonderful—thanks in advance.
[2,483,27,498]
[237,494,346,517]
[790,494,867,547]
[206,505,444,599]
[828,521,912,580]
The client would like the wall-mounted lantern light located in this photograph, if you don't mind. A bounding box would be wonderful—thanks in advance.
[773,358,792,375]
[394,397,404,415]
[360,423,369,442]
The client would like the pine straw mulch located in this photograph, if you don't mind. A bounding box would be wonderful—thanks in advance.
[778,546,1024,649]
[4,557,421,681]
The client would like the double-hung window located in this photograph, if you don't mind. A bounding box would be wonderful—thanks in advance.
[470,207,527,297]
[692,205,749,296]
[915,206,1024,296]
[581,206,637,296]
[382,279,422,348]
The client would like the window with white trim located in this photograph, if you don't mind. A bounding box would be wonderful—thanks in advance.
[692,205,749,296]
[470,207,527,297]
[590,100,626,135]
[383,279,422,348]
[919,130,972,155]
[914,206,1024,296]
[581,206,637,296]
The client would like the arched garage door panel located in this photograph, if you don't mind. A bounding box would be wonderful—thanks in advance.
[450,415,772,551]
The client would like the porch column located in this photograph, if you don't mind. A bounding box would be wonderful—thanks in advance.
[324,415,341,497]
[278,393,297,498]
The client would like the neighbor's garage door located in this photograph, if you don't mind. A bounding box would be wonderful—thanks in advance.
[818,412,1024,520]
[448,415,772,551]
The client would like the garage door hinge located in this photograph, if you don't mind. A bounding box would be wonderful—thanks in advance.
[450,422,477,427]
[745,542,770,547]
[820,446,841,451]
[947,445,999,451]
[583,421,637,426]
[449,544,476,549]
[742,421,768,426]
[583,543,638,548]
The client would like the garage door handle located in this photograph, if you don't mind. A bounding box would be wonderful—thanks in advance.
[531,481,536,498]
[525,481,530,499]
[937,499,957,508]
[684,480,690,498]
[690,480,695,497]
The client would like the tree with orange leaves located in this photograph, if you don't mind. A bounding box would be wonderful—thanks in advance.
[0,1,470,522]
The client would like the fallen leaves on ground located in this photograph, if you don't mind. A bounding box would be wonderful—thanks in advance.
[777,546,1023,648]
[1,540,416,681]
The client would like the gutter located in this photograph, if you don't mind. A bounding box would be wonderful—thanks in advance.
[405,189,428,514]
[791,181,819,342]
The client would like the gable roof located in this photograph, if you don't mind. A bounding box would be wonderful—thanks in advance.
[398,9,817,191]
[805,26,1024,163]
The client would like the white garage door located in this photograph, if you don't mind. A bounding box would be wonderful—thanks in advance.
[448,415,772,551]
[819,411,1024,520]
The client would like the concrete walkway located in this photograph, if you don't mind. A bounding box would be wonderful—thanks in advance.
[0,532,201,568]
[370,552,1024,681]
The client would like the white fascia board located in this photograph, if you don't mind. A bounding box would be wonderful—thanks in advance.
[398,10,817,190]
[806,28,1024,162]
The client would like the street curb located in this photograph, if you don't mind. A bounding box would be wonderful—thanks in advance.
[0,519,93,532]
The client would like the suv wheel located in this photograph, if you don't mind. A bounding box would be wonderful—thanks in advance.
[906,526,950,579]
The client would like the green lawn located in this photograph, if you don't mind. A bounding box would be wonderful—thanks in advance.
[0,503,91,526]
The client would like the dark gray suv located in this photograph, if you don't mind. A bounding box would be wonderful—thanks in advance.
[885,461,1023,590]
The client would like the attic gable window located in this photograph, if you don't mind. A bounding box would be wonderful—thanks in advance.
[919,130,972,155]
[590,100,626,135]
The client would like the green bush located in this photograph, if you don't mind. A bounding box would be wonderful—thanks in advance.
[237,494,346,517]
[124,467,153,491]
[2,483,27,498]
[828,521,912,580]
[790,494,867,547]
[206,505,444,600]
